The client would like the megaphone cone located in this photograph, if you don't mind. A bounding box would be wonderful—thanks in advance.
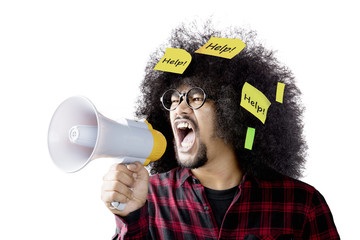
[48,96,167,173]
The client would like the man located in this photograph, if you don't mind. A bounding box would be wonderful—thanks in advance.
[101,23,340,239]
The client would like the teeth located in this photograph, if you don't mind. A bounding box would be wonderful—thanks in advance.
[181,141,193,148]
[177,122,192,130]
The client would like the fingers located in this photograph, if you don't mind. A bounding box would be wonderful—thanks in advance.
[101,162,147,201]
[101,188,130,206]
[126,162,149,182]
[101,179,134,200]
[103,167,135,187]
[102,164,134,199]
[101,162,149,215]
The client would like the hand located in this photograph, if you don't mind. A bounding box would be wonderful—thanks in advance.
[101,161,149,216]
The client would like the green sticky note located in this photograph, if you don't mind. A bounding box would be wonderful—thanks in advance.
[244,127,255,150]
[276,82,285,103]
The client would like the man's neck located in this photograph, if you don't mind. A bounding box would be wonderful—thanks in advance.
[191,144,242,190]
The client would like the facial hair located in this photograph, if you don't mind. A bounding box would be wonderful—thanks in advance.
[174,141,208,169]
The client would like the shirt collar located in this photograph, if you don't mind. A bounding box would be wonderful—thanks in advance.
[179,167,194,186]
[178,167,250,188]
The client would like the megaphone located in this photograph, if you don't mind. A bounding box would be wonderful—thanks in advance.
[47,96,167,210]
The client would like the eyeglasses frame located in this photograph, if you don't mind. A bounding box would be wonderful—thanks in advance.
[160,87,208,111]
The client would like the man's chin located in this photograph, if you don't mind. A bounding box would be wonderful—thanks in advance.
[175,142,208,169]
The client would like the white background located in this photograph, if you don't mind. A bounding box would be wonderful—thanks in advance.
[0,0,358,239]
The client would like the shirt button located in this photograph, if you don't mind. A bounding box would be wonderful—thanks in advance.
[192,178,199,184]
[203,205,209,211]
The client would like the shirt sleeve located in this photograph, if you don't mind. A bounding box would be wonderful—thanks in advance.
[303,189,340,239]
[112,203,150,240]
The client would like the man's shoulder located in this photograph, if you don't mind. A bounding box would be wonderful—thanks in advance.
[248,171,318,196]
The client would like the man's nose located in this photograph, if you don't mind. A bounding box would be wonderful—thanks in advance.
[175,97,192,114]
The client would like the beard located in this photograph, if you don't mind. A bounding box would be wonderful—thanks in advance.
[174,141,208,169]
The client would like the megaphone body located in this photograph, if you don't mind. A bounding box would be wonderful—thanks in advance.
[48,96,167,210]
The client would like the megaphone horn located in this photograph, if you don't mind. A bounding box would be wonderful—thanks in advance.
[47,96,167,210]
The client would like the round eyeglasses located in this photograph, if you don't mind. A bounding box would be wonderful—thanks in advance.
[160,87,208,111]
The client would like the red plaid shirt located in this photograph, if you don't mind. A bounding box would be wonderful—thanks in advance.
[113,167,339,240]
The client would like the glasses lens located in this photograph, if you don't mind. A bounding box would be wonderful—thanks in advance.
[162,89,180,110]
[186,87,206,109]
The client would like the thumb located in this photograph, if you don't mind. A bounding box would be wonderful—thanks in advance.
[126,162,149,180]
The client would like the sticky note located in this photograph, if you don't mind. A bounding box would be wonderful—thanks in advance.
[154,48,192,74]
[276,82,285,103]
[240,82,271,124]
[244,127,255,150]
[195,37,246,59]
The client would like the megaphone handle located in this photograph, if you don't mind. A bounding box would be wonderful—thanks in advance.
[111,201,126,211]
[109,157,146,211]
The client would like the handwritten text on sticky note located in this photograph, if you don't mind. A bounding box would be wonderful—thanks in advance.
[240,82,271,124]
[154,48,192,74]
[195,37,246,59]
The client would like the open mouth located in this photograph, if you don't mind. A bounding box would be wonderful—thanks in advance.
[175,120,196,150]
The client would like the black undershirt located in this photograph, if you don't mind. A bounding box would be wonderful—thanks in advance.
[204,186,239,228]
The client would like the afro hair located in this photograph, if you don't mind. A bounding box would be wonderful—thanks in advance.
[136,21,307,179]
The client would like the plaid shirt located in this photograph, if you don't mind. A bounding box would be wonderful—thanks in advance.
[113,167,339,240]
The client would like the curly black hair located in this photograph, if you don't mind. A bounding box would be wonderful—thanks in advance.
[136,21,307,179]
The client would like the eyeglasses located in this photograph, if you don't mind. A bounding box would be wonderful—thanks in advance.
[160,87,208,111]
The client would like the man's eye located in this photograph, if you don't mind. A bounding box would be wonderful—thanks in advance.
[170,96,180,103]
[190,95,203,102]
[193,97,203,102]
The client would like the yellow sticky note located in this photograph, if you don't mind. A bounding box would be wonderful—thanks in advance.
[195,37,246,59]
[276,82,285,103]
[154,48,192,74]
[240,82,271,124]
